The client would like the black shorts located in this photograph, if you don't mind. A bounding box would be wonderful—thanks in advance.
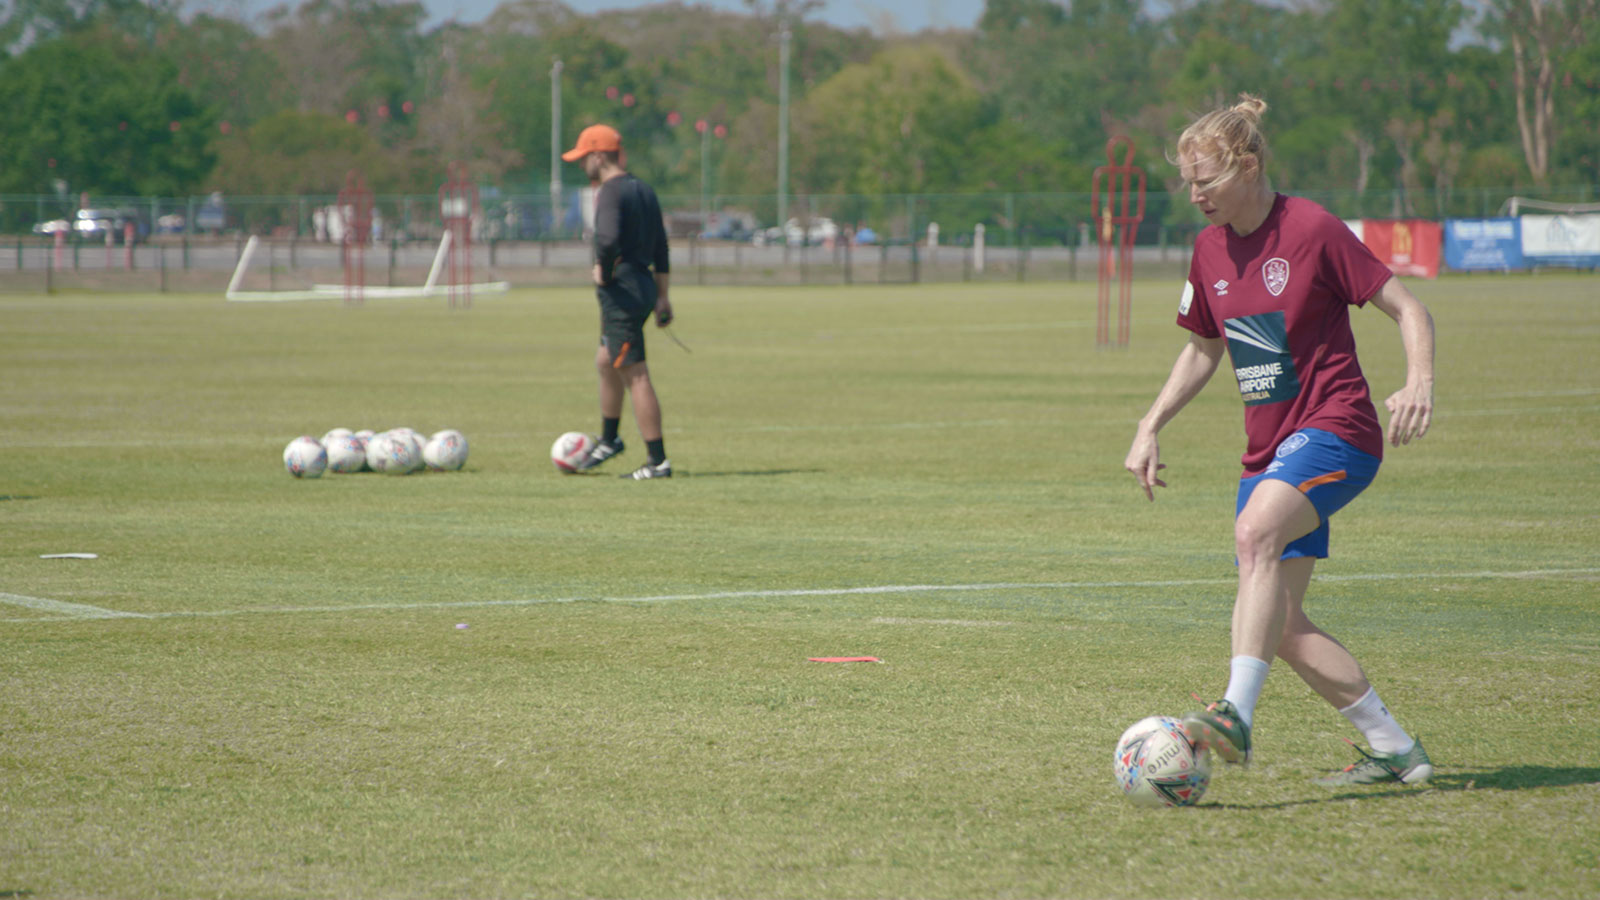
[597,267,654,369]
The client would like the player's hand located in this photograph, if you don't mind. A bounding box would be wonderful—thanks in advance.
[1384,380,1433,446]
[1124,432,1167,502]
[591,264,605,286]
[655,296,674,327]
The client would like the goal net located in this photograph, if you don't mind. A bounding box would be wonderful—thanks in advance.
[225,231,509,302]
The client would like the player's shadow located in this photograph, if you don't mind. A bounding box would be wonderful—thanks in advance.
[676,468,823,478]
[0,495,40,502]
[1202,765,1600,811]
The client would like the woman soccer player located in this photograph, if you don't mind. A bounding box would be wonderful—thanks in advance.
[1124,95,1437,786]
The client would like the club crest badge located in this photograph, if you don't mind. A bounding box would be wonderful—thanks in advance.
[1263,258,1290,296]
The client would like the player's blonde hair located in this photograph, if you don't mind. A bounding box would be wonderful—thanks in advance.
[1173,94,1270,189]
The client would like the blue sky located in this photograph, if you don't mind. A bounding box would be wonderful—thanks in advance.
[209,0,988,33]
[427,0,983,32]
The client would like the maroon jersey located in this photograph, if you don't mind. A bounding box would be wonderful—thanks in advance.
[1177,194,1394,474]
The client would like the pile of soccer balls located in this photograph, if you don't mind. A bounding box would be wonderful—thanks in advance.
[283,428,468,478]
[1112,715,1213,808]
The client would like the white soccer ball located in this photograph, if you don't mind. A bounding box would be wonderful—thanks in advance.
[423,429,469,471]
[354,429,376,443]
[388,427,426,471]
[283,436,327,479]
[1112,715,1212,808]
[321,427,354,445]
[325,433,368,473]
[366,431,419,475]
[551,431,596,473]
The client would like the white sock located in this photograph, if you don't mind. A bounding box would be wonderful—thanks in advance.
[1339,686,1414,755]
[1221,656,1271,727]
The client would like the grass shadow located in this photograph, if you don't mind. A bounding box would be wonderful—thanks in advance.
[0,495,40,502]
[677,468,824,478]
[1202,765,1600,811]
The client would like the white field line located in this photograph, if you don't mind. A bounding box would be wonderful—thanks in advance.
[0,592,149,619]
[2,400,1596,449]
[3,568,1595,624]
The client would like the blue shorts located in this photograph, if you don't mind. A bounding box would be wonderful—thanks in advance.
[1236,428,1381,560]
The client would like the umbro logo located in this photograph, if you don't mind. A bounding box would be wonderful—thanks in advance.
[1213,279,1230,296]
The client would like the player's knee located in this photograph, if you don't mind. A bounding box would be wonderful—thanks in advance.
[1233,517,1284,568]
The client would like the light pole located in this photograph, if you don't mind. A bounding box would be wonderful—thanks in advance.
[550,58,563,236]
[777,22,790,238]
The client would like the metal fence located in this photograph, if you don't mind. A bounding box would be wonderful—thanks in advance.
[3,185,1595,292]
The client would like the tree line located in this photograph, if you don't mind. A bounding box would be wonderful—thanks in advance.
[1,0,1595,222]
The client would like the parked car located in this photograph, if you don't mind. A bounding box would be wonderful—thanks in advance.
[751,217,839,247]
[33,208,147,243]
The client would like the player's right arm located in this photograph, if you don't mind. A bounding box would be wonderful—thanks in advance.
[1125,333,1225,501]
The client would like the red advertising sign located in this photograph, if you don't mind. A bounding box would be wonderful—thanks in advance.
[1361,219,1441,279]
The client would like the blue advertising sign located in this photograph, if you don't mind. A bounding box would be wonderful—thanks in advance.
[1444,218,1523,270]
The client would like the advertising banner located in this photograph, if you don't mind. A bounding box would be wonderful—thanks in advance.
[1520,215,1600,267]
[1444,218,1523,270]
[1362,219,1442,278]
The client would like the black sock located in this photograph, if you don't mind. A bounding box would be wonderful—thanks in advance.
[601,417,620,443]
[646,439,666,465]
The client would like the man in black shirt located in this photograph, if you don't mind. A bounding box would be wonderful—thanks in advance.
[561,124,675,479]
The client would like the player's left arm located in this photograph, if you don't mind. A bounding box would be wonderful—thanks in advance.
[1367,275,1435,446]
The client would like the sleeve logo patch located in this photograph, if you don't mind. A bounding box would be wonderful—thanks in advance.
[1179,280,1195,315]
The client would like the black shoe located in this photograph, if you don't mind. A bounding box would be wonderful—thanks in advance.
[574,438,623,471]
[622,459,671,479]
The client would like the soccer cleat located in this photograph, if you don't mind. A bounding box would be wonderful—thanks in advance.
[622,459,671,480]
[1182,698,1252,766]
[574,437,624,471]
[1313,738,1433,787]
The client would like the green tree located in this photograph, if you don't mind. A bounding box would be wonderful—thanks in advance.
[208,109,392,195]
[1489,0,1600,182]
[0,28,215,196]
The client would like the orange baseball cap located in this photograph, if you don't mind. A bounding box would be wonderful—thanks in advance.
[561,124,623,161]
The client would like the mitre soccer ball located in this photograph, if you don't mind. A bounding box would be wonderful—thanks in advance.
[1112,715,1212,808]
[423,429,469,471]
[366,431,420,475]
[283,436,327,479]
[551,432,597,473]
[325,433,368,473]
[321,427,353,446]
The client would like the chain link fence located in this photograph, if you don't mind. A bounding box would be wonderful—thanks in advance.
[3,185,1595,292]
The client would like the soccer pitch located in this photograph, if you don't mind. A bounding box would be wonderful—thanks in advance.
[2,277,1596,898]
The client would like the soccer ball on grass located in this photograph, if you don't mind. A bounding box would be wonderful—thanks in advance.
[367,431,420,475]
[1112,715,1212,808]
[423,429,469,471]
[551,432,596,473]
[324,433,368,473]
[283,436,328,479]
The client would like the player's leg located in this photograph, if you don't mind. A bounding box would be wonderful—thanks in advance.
[620,362,662,443]
[1277,581,1369,709]
[1280,586,1432,786]
[575,338,629,471]
[595,341,625,420]
[616,356,669,479]
[1184,480,1319,764]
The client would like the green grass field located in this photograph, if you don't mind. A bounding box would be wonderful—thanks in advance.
[2,276,1597,899]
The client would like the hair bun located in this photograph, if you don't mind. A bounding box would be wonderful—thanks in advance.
[1233,94,1269,122]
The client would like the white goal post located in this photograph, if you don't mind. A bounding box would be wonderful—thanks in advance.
[1499,196,1600,217]
[225,231,510,302]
